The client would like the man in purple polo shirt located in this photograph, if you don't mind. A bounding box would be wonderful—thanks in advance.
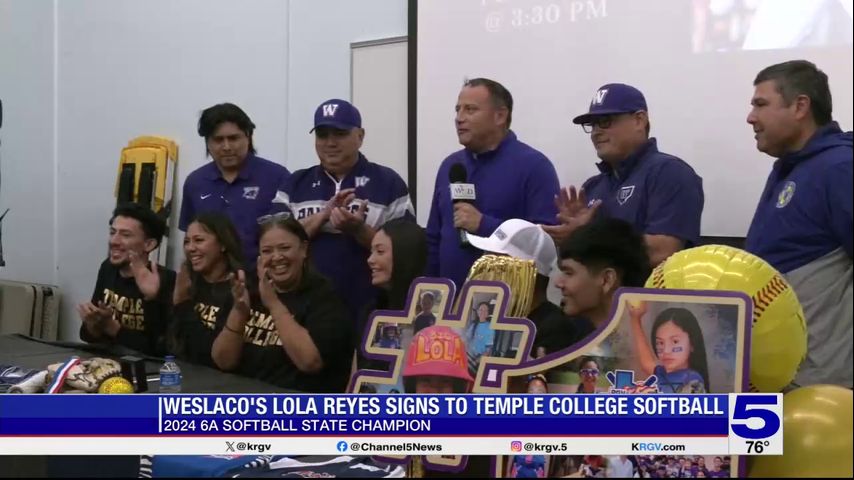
[271,99,414,326]
[179,103,290,267]
[745,60,852,389]
[426,78,561,290]
[543,84,704,267]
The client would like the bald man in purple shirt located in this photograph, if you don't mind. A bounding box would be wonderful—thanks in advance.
[543,84,704,267]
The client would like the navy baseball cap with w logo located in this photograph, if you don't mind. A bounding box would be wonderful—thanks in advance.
[311,98,362,132]
[572,83,647,124]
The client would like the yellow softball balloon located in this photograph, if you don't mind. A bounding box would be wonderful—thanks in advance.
[98,376,135,394]
[646,245,807,392]
[749,385,853,478]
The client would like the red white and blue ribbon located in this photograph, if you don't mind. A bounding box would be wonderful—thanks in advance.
[47,356,81,394]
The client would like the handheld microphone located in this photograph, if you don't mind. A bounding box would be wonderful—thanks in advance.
[448,163,476,247]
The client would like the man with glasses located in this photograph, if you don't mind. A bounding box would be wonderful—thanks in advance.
[270,99,414,328]
[543,84,704,267]
[180,103,291,268]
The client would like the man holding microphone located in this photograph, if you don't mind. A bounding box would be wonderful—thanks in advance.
[425,78,560,290]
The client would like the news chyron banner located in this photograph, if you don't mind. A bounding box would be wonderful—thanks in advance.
[0,394,782,454]
[349,278,759,477]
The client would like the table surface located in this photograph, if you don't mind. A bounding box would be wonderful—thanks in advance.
[0,334,295,394]
[0,334,298,478]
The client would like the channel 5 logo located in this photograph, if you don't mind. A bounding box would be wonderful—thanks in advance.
[728,394,784,455]
[730,395,781,439]
[510,441,523,452]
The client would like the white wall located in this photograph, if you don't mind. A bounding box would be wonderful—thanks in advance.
[0,0,57,286]
[53,0,290,340]
[415,0,854,235]
[286,0,407,172]
[351,38,409,184]
[1,0,408,340]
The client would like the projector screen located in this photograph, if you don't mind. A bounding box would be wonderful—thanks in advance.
[416,0,853,236]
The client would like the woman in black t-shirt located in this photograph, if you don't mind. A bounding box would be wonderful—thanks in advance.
[170,213,243,366]
[212,217,351,393]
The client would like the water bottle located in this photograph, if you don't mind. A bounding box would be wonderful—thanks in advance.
[159,355,182,393]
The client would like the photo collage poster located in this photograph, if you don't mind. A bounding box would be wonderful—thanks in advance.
[349,278,751,478]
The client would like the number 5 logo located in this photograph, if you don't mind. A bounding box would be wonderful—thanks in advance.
[730,395,782,439]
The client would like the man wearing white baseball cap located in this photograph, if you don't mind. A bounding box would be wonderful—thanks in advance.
[467,219,594,356]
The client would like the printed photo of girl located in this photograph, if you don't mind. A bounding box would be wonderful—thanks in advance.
[629,301,710,393]
[464,297,497,376]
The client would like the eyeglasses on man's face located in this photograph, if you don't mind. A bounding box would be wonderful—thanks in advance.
[581,112,637,133]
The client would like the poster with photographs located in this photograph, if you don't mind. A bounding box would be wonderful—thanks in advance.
[349,278,535,474]
[533,455,734,478]
[492,288,750,478]
[350,280,750,477]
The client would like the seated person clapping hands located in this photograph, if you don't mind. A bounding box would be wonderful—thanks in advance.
[211,217,352,392]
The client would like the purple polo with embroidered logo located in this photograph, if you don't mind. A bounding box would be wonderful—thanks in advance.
[425,131,560,290]
[574,83,704,246]
[581,139,704,246]
[179,154,291,266]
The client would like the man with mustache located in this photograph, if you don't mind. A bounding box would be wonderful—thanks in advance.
[542,84,704,267]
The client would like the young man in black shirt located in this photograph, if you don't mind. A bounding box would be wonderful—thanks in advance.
[77,203,175,356]
[468,218,595,357]
[555,218,650,330]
